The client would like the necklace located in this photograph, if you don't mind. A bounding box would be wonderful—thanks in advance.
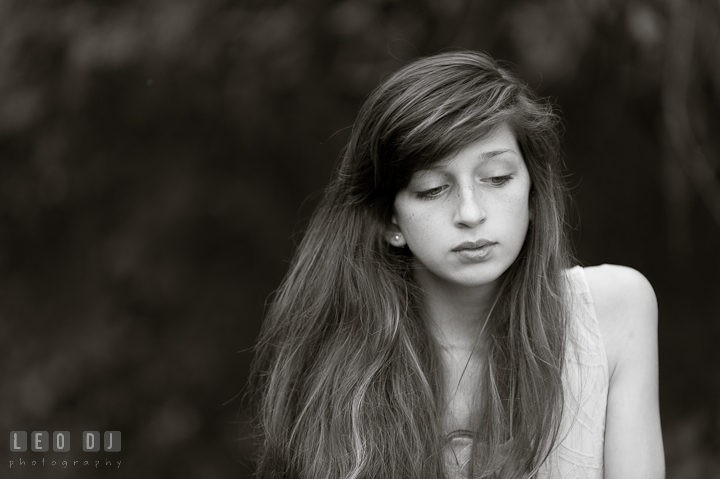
[451,286,503,399]
[444,430,475,478]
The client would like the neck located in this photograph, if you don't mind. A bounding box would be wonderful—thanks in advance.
[415,268,503,353]
[413,268,505,434]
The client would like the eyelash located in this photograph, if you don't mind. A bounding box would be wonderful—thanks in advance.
[414,176,513,200]
[414,186,447,200]
[485,175,513,187]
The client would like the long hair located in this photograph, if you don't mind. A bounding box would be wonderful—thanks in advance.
[250,51,572,478]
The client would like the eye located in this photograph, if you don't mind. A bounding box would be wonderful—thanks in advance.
[483,175,512,187]
[414,185,447,200]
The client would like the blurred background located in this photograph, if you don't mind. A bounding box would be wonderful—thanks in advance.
[0,0,718,477]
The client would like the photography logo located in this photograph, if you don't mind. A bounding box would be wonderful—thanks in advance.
[9,431,121,469]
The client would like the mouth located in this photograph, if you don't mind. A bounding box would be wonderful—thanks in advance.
[452,239,497,252]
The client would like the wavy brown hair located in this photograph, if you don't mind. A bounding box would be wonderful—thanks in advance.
[250,51,572,478]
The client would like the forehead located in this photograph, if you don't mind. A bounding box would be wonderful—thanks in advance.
[417,124,523,174]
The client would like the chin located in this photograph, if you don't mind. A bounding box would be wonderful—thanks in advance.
[446,269,505,289]
[414,260,509,291]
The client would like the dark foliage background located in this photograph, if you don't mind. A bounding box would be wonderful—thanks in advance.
[1,0,719,477]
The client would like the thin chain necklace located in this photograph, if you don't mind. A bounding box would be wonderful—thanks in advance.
[451,282,504,400]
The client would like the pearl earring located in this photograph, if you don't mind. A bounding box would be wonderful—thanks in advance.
[394,235,400,242]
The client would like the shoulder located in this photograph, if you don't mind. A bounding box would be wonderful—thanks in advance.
[580,265,665,477]
[582,264,657,316]
[581,264,658,379]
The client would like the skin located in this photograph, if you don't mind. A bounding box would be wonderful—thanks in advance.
[387,123,532,431]
[385,123,665,475]
[585,264,665,478]
[388,123,531,345]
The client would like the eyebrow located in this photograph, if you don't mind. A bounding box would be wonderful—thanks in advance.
[426,148,520,172]
[480,149,518,160]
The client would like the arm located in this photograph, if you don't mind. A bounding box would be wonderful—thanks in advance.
[584,264,665,479]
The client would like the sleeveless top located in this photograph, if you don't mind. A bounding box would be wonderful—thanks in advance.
[444,266,609,478]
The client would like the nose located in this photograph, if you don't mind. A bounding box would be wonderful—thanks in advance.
[453,183,486,228]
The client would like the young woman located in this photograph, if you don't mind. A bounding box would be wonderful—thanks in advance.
[249,51,664,478]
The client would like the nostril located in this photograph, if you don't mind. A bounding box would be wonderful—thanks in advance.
[455,199,486,227]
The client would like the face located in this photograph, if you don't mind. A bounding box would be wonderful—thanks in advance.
[389,123,532,293]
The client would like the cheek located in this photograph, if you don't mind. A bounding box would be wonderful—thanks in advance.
[394,209,445,255]
[399,213,430,243]
[503,190,532,233]
[394,197,431,233]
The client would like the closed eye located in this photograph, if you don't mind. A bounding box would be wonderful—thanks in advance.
[414,185,447,200]
[483,175,512,187]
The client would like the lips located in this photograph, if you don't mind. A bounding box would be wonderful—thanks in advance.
[452,239,497,252]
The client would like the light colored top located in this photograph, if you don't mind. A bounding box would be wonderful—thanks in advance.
[444,266,609,478]
[536,265,608,478]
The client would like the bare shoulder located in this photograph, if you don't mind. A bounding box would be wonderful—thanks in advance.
[583,265,665,476]
[583,264,657,315]
[582,264,659,378]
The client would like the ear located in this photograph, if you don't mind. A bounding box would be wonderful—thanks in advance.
[385,215,407,247]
